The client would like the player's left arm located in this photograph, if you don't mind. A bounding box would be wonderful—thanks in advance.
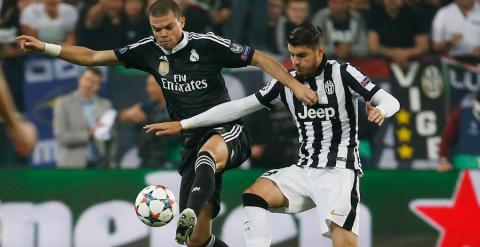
[368,89,400,125]
[340,63,399,125]
[207,36,316,105]
[251,50,317,106]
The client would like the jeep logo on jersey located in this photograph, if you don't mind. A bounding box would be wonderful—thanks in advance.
[190,49,199,62]
[159,61,169,76]
[297,105,335,120]
[324,80,335,95]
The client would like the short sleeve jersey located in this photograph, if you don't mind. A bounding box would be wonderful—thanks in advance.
[114,31,255,123]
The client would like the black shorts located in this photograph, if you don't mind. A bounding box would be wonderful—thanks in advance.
[179,123,251,218]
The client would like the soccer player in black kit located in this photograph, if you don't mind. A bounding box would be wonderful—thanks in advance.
[17,0,317,246]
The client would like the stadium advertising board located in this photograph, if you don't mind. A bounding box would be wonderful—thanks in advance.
[1,169,477,246]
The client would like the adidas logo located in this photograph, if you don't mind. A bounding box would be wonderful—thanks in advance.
[192,187,200,192]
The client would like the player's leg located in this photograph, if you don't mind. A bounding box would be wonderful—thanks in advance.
[330,223,358,247]
[311,168,360,247]
[188,134,228,215]
[242,178,289,247]
[176,134,228,245]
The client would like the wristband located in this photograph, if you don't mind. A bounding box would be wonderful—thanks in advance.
[180,119,193,129]
[43,43,62,57]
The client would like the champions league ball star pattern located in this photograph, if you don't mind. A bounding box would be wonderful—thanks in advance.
[410,170,480,247]
[135,185,178,227]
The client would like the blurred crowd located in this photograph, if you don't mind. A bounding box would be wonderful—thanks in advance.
[0,0,479,169]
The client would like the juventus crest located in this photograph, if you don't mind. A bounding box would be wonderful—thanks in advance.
[324,80,335,95]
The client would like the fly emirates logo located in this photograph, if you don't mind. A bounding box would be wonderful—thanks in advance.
[297,105,336,120]
[160,74,207,92]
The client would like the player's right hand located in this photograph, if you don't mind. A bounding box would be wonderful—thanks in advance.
[16,35,45,53]
[143,121,182,136]
[293,84,318,106]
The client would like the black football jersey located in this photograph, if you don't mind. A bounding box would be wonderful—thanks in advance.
[114,31,255,138]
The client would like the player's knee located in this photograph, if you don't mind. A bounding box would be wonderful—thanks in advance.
[242,192,269,209]
[199,138,228,171]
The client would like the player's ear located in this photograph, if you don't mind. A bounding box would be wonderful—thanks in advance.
[178,16,186,29]
[317,45,325,58]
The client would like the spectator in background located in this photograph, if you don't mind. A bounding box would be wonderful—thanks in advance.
[121,0,151,46]
[120,75,181,168]
[195,0,232,35]
[417,0,443,33]
[431,0,480,58]
[226,0,268,48]
[263,0,284,54]
[0,0,27,111]
[175,0,212,33]
[367,0,429,69]
[77,0,123,50]
[312,0,368,61]
[351,0,371,17]
[272,0,310,56]
[54,67,116,168]
[20,0,78,46]
[438,90,480,171]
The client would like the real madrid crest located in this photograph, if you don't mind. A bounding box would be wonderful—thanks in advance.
[190,49,199,62]
[158,61,169,76]
[324,80,335,95]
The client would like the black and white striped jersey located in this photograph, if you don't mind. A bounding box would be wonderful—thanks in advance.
[255,57,380,170]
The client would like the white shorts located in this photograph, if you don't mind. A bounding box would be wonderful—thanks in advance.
[260,165,360,238]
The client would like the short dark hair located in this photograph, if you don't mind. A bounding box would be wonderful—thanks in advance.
[287,0,309,7]
[84,67,102,78]
[149,0,182,18]
[287,23,324,48]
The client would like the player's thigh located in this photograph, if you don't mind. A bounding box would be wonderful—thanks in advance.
[244,177,288,208]
[199,134,228,172]
[188,202,214,247]
[311,168,360,238]
[330,222,358,247]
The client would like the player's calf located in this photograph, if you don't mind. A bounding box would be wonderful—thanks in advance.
[242,193,271,247]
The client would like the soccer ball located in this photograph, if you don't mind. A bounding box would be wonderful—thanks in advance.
[135,185,178,227]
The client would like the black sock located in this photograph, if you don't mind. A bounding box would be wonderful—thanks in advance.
[213,237,228,247]
[187,151,216,216]
[201,235,229,247]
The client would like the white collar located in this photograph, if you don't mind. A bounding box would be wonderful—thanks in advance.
[158,31,189,55]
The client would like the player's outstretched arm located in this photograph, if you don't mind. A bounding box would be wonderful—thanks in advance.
[251,50,317,106]
[144,94,265,136]
[16,35,121,66]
